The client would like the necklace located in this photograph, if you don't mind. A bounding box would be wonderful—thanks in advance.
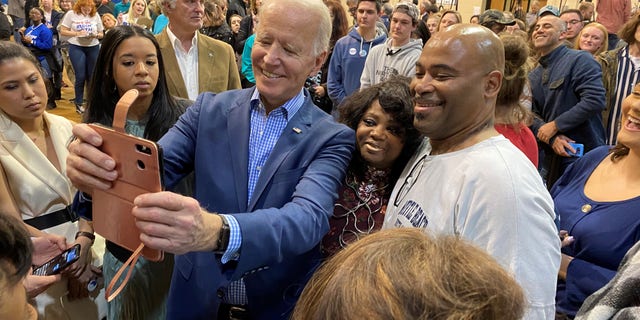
[333,167,390,248]
[26,120,47,143]
[27,129,44,142]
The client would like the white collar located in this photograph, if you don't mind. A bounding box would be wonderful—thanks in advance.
[166,26,198,52]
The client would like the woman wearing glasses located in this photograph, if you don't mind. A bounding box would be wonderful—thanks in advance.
[321,77,421,257]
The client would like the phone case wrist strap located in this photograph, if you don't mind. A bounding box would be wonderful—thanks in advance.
[105,243,144,302]
[112,90,136,133]
[102,89,149,302]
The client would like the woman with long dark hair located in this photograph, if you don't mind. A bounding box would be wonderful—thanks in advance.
[0,40,105,320]
[75,25,191,320]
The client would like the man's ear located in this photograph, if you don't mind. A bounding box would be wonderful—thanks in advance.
[309,50,328,77]
[558,29,567,40]
[485,70,502,98]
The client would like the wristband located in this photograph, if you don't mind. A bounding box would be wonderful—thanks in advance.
[75,231,95,244]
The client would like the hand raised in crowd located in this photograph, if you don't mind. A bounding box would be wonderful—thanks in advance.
[559,230,575,248]
[314,85,326,98]
[21,35,33,44]
[24,272,61,298]
[76,29,89,37]
[558,230,575,281]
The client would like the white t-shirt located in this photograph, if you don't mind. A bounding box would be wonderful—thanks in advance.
[61,10,103,47]
[383,136,560,320]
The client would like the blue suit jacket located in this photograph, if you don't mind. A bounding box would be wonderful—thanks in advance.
[158,88,355,319]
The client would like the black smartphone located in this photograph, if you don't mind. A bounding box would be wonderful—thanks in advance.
[32,244,81,276]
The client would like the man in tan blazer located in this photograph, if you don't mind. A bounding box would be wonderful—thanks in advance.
[157,0,241,100]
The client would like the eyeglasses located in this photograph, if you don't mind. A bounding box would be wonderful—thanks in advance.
[394,155,426,207]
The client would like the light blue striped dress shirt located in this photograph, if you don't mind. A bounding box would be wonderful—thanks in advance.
[220,88,305,305]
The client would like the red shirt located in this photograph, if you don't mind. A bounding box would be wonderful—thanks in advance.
[495,123,539,168]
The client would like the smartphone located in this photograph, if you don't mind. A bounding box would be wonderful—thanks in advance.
[32,244,81,276]
[88,124,165,262]
[566,142,584,157]
[86,89,164,262]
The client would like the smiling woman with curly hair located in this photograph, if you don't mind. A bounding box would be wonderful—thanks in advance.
[320,76,422,257]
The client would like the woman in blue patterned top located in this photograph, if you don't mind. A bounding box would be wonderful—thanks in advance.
[552,83,640,319]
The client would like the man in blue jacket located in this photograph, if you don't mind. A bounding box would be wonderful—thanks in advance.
[65,0,355,318]
[327,0,386,117]
[529,14,606,187]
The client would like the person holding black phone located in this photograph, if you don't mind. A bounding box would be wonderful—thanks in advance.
[32,244,81,276]
[0,214,41,320]
[0,41,106,319]
[0,214,87,319]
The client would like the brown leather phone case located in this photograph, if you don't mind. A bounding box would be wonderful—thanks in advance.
[89,89,164,262]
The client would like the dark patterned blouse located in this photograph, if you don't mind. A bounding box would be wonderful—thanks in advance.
[321,165,391,257]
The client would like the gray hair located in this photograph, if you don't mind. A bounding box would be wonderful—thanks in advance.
[555,16,567,32]
[258,0,331,56]
[157,0,176,13]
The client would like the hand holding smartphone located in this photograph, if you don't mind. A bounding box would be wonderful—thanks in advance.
[89,89,164,262]
[32,244,81,276]
[566,142,584,157]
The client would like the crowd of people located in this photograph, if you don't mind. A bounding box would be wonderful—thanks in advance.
[1,0,640,319]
